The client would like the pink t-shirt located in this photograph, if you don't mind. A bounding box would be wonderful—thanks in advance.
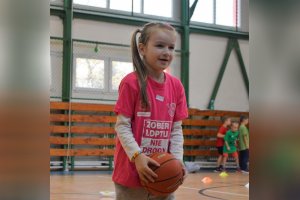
[113,72,188,187]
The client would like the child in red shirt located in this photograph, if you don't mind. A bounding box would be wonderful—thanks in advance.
[113,22,188,200]
[215,116,231,172]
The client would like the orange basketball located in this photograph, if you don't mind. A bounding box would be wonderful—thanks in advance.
[143,152,184,196]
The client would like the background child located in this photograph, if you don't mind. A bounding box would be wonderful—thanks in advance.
[238,115,249,173]
[215,116,231,172]
[113,22,188,200]
[223,121,240,172]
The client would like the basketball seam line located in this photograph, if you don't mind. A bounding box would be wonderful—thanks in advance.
[145,174,183,194]
[153,171,182,183]
[152,158,178,172]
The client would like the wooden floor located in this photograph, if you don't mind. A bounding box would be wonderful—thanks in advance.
[50,170,249,200]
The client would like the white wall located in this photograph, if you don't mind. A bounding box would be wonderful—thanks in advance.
[189,34,249,111]
[73,19,181,48]
[73,20,136,45]
[50,18,249,111]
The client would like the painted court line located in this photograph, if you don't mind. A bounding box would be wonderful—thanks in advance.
[206,190,249,197]
[51,192,98,196]
[180,186,249,197]
[180,186,201,190]
[98,175,112,179]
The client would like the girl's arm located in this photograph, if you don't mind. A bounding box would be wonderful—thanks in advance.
[243,135,249,149]
[225,141,230,151]
[240,128,249,149]
[170,121,188,180]
[169,121,184,161]
[217,133,225,138]
[115,114,141,160]
[115,114,159,184]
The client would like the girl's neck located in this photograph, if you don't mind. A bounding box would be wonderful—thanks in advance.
[148,71,165,83]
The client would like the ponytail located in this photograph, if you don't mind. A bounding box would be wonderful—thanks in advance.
[131,29,149,109]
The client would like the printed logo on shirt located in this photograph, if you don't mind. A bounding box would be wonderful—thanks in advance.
[167,103,176,117]
[140,119,172,155]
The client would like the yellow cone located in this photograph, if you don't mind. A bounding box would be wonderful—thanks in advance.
[99,191,115,198]
[219,172,228,177]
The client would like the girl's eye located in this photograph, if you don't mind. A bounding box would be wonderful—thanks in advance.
[156,44,164,48]
[169,46,175,50]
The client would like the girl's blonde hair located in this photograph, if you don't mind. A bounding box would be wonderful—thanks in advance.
[131,22,176,109]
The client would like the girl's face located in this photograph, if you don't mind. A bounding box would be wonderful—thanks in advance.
[139,28,176,74]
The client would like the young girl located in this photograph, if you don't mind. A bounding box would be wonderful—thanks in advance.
[113,22,188,200]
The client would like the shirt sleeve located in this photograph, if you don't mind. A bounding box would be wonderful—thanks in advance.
[173,81,188,122]
[114,80,137,118]
[169,121,184,161]
[217,126,224,134]
[240,126,246,136]
[115,115,141,161]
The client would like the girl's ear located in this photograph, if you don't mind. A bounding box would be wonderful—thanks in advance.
[138,43,145,56]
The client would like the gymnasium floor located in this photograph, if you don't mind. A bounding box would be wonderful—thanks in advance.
[50,170,249,200]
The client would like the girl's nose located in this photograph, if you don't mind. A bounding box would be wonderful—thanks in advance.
[163,47,172,56]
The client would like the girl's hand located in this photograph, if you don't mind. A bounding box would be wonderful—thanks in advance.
[227,146,231,151]
[134,153,160,185]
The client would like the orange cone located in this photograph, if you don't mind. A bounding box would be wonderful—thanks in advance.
[201,176,213,184]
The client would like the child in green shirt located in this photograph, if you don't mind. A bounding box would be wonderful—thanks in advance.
[223,121,240,172]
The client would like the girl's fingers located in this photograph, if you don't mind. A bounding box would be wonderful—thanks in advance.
[142,170,155,183]
[138,169,150,184]
[136,156,160,183]
[148,158,160,168]
[139,170,154,183]
[139,174,148,184]
[144,166,157,180]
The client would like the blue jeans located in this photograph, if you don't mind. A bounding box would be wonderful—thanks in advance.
[239,149,249,171]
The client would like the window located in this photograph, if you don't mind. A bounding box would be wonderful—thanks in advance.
[143,0,172,18]
[110,0,133,12]
[132,0,141,13]
[111,61,133,91]
[75,58,105,89]
[73,0,173,18]
[73,56,133,94]
[191,0,214,24]
[73,0,107,8]
[72,41,134,101]
[191,0,240,28]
